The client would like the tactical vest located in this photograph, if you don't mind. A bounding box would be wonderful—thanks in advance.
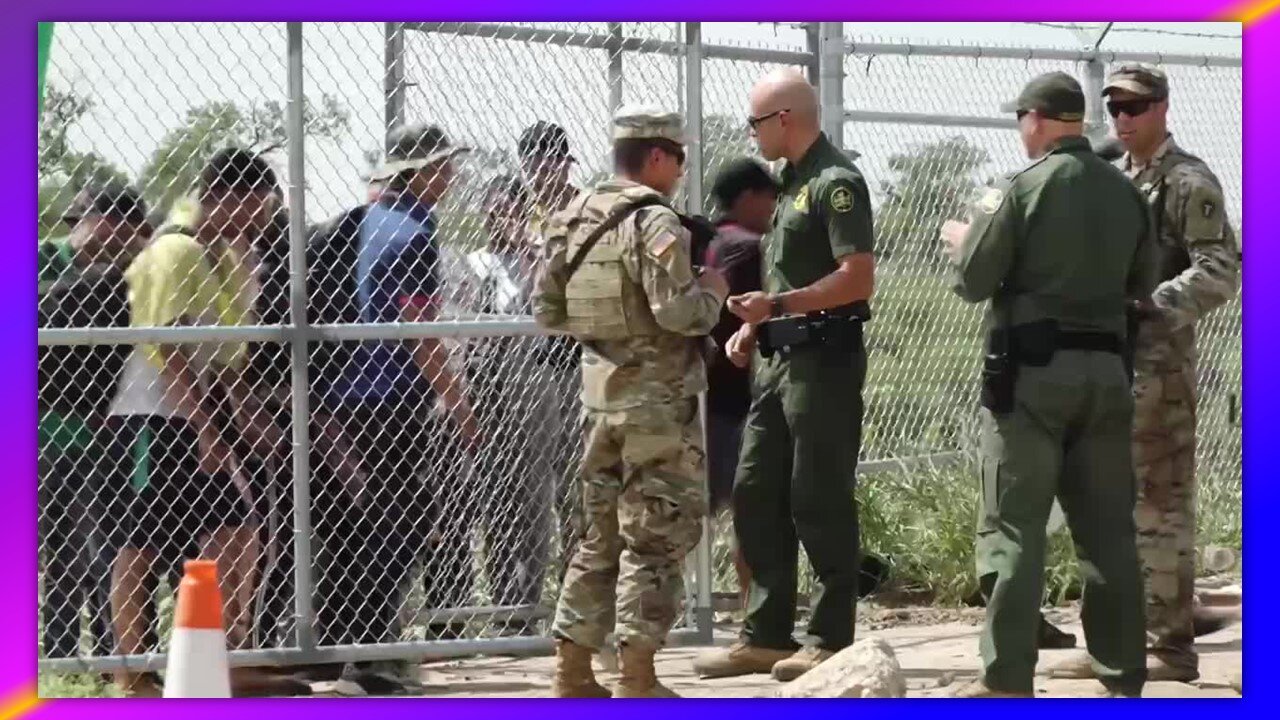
[558,191,667,340]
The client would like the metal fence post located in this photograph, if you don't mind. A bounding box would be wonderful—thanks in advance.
[683,21,715,644]
[607,23,624,114]
[1084,58,1108,142]
[384,22,406,148]
[285,21,316,654]
[818,23,844,149]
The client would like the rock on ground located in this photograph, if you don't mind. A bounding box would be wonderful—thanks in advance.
[775,638,907,698]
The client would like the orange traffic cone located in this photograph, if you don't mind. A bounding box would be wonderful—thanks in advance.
[164,559,232,698]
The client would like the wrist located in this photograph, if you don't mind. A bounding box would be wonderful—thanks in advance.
[769,294,786,318]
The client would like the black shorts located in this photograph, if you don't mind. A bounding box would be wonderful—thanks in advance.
[120,416,254,566]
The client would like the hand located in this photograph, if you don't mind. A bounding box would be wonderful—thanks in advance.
[237,410,284,459]
[939,220,970,263]
[457,410,482,452]
[727,291,774,325]
[197,425,237,476]
[726,323,757,368]
[697,267,729,299]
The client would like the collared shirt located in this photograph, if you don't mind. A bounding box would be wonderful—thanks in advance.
[329,191,441,405]
[764,132,874,298]
[950,135,1158,335]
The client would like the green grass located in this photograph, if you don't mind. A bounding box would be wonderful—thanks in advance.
[710,455,1242,608]
[39,672,121,698]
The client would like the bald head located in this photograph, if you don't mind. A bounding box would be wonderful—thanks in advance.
[749,68,821,162]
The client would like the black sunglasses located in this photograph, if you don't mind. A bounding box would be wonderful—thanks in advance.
[747,108,789,130]
[1106,98,1158,119]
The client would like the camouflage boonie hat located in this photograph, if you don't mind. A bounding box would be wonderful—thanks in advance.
[370,122,471,181]
[1000,71,1086,121]
[1103,63,1169,100]
[612,106,685,143]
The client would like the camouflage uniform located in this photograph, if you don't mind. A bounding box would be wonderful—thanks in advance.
[1106,65,1241,675]
[532,109,726,653]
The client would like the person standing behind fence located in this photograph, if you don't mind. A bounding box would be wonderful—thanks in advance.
[37,182,146,661]
[325,122,480,651]
[518,121,587,583]
[1046,63,1241,686]
[938,72,1156,698]
[700,158,776,608]
[533,107,728,698]
[461,174,557,632]
[694,69,874,683]
[105,148,287,697]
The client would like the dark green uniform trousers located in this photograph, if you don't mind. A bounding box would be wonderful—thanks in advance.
[977,350,1147,695]
[732,343,865,651]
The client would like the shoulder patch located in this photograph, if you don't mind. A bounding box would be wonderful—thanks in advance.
[976,187,1005,214]
[649,231,679,258]
[830,186,854,213]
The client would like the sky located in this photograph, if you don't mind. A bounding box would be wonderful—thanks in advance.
[43,22,1243,226]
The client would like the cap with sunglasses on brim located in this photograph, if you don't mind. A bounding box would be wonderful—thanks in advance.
[369,122,472,181]
[1103,63,1169,100]
[999,71,1086,122]
[518,121,576,163]
[62,180,148,227]
[612,105,685,144]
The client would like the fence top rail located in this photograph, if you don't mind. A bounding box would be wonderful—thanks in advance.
[403,22,813,66]
[844,40,1241,68]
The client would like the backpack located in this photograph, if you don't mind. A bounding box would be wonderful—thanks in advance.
[37,245,132,422]
[305,204,368,398]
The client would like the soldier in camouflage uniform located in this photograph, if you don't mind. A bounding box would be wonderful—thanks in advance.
[532,107,729,698]
[1048,64,1240,684]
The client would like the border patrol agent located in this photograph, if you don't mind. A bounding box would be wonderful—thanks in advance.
[1048,63,1241,684]
[694,69,875,683]
[533,106,728,698]
[942,72,1158,698]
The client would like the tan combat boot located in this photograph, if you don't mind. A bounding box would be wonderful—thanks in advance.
[1045,650,1198,683]
[552,639,612,698]
[771,646,835,682]
[692,641,795,679]
[613,643,680,698]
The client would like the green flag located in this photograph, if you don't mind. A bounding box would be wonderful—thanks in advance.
[38,22,54,115]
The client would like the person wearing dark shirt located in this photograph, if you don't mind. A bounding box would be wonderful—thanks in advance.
[702,158,778,607]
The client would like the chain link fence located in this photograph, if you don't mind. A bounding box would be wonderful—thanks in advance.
[37,22,1240,677]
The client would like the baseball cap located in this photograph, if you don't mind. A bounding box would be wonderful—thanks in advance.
[1103,63,1169,100]
[612,106,685,143]
[62,180,148,226]
[518,121,575,163]
[1000,71,1086,121]
[369,122,471,181]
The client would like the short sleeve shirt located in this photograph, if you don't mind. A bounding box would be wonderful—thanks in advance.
[763,133,874,296]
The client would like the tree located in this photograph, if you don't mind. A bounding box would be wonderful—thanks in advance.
[874,136,992,266]
[38,85,129,236]
[138,95,351,217]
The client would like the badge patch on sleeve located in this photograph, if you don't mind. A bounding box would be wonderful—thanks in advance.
[830,186,854,213]
[1202,200,1215,218]
[977,187,1005,214]
[650,231,679,258]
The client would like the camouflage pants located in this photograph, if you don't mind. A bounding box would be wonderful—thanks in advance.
[1133,362,1198,670]
[552,398,707,652]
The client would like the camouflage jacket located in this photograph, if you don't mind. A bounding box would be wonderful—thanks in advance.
[1124,135,1241,370]
[532,179,726,411]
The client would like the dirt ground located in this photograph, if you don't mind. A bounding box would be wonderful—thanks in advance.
[315,607,1242,698]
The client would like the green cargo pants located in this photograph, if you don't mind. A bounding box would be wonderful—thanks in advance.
[977,349,1147,695]
[732,343,865,651]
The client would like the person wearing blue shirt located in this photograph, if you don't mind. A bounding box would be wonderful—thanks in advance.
[323,123,480,665]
